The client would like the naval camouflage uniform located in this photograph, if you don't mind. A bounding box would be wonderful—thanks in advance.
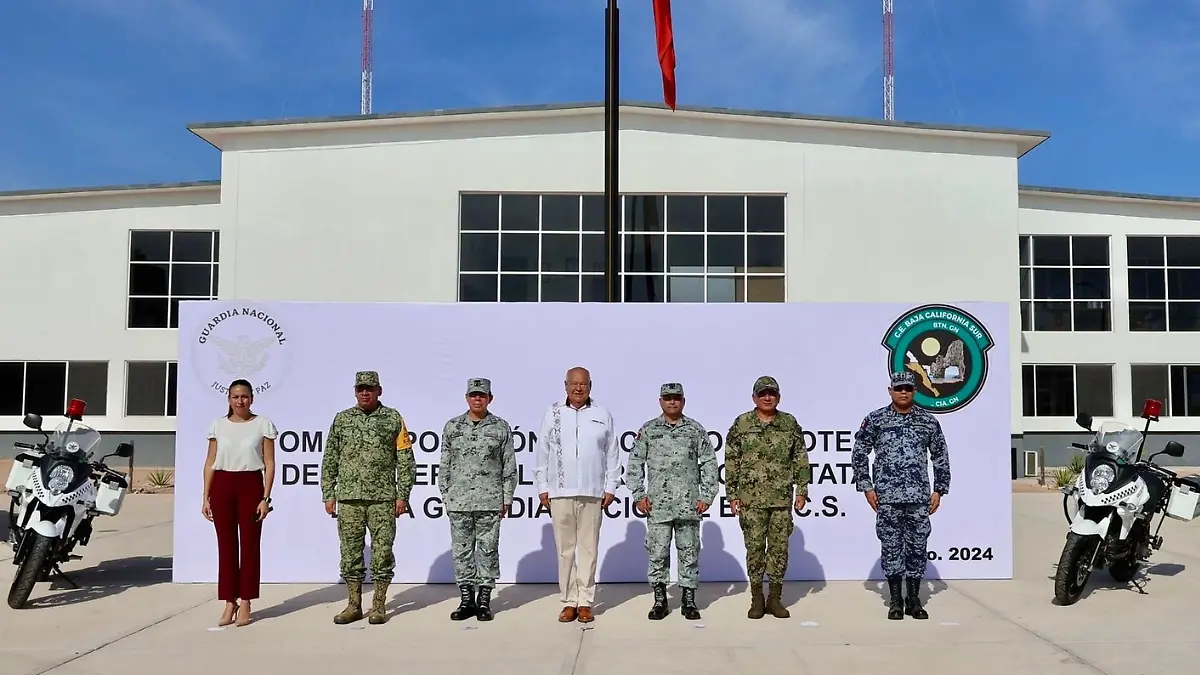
[320,370,416,625]
[440,377,516,622]
[725,375,812,620]
[626,383,718,621]
[851,369,951,620]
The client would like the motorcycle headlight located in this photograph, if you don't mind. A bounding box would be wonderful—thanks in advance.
[1089,464,1115,493]
[47,465,75,494]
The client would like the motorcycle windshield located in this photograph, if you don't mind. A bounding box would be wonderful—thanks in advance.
[49,420,102,456]
[1091,421,1142,463]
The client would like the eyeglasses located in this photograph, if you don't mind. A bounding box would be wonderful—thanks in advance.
[891,385,915,393]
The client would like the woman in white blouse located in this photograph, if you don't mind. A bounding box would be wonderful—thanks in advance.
[201,378,277,627]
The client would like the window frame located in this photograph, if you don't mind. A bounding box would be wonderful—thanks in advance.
[1018,235,1112,332]
[456,192,787,303]
[1127,235,1200,332]
[0,360,110,417]
[127,230,220,329]
[123,361,178,417]
[1021,363,1114,418]
[1130,363,1200,416]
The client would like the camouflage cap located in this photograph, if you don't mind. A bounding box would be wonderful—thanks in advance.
[753,376,780,395]
[659,382,684,397]
[467,377,492,395]
[355,371,380,387]
[890,370,916,387]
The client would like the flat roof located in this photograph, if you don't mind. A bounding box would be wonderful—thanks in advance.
[0,180,220,202]
[1019,184,1200,208]
[187,100,1052,156]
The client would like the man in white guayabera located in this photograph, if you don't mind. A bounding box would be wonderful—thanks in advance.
[535,366,621,624]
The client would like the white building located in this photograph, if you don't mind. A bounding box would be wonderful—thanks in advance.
[1,102,1198,468]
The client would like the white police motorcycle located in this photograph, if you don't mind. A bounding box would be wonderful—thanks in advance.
[5,399,133,609]
[1055,399,1200,605]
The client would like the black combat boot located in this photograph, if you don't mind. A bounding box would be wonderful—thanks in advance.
[885,576,904,620]
[647,583,669,620]
[450,584,477,621]
[475,586,494,621]
[904,578,928,620]
[680,587,701,620]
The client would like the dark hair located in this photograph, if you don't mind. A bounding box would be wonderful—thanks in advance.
[226,379,254,418]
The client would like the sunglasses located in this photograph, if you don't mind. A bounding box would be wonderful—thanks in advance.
[891,385,915,393]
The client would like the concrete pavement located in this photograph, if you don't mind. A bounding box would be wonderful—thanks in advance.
[1,493,1199,675]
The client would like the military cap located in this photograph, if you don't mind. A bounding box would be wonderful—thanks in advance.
[467,377,492,395]
[890,370,917,387]
[752,376,780,395]
[659,382,684,397]
[355,371,380,387]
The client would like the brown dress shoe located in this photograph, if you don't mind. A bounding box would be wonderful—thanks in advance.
[577,606,594,623]
[558,606,577,622]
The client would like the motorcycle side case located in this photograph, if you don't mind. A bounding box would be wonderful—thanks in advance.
[94,478,127,516]
[5,458,35,494]
[1166,477,1200,522]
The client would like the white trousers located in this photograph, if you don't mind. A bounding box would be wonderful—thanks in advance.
[549,496,603,607]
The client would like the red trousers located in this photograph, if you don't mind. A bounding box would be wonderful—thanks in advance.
[210,470,264,602]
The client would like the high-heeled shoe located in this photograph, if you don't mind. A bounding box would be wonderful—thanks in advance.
[235,601,252,627]
[218,602,236,627]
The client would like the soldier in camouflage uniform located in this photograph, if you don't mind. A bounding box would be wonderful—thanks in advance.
[725,376,812,620]
[439,377,517,622]
[626,382,718,621]
[851,370,951,621]
[320,370,416,626]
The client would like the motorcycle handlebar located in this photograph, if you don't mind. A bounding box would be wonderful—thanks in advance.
[14,442,36,450]
[1071,442,1089,450]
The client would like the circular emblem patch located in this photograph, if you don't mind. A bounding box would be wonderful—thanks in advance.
[881,304,994,414]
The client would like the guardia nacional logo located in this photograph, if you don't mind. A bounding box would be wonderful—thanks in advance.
[189,304,294,399]
[881,304,993,414]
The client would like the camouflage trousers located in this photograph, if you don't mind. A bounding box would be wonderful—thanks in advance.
[876,503,931,579]
[448,510,501,588]
[645,519,701,589]
[738,507,793,584]
[337,499,396,583]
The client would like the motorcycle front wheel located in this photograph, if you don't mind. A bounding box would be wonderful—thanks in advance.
[1054,531,1100,606]
[7,531,54,609]
[1056,530,1099,605]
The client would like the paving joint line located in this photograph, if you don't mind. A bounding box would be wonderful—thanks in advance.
[25,595,210,675]
[946,581,1113,675]
[557,624,588,675]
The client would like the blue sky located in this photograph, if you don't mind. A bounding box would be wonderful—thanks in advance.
[2,0,1198,197]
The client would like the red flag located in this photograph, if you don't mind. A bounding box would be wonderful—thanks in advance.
[652,0,676,110]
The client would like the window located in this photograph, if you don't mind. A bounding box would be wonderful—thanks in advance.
[1021,364,1113,417]
[1127,236,1200,331]
[125,361,178,416]
[0,361,109,416]
[457,193,786,303]
[128,230,220,329]
[1018,235,1111,331]
[1130,364,1200,416]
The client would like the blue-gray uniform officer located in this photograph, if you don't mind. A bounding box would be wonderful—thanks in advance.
[850,369,951,621]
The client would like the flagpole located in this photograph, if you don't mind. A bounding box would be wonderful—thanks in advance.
[603,0,620,302]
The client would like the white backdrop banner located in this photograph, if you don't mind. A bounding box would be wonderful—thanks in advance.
[172,301,1012,584]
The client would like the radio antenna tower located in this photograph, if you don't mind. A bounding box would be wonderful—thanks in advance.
[883,0,894,120]
[361,0,374,115]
